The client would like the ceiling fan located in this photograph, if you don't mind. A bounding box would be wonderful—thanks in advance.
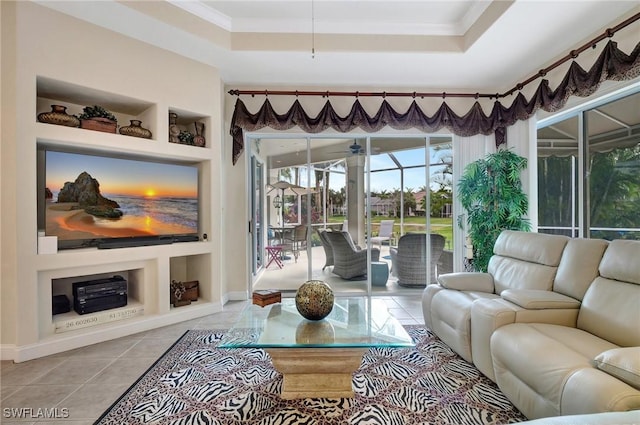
[332,142,381,156]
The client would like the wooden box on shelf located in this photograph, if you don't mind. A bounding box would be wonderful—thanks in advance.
[253,290,282,307]
[170,280,199,307]
[80,117,117,133]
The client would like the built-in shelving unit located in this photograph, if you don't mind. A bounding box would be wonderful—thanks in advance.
[15,76,220,362]
[2,4,224,363]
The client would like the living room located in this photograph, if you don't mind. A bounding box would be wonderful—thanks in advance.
[1,1,639,423]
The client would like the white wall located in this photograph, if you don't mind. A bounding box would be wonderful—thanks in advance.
[0,1,222,353]
[1,1,18,347]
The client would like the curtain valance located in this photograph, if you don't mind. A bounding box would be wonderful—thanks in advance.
[231,40,640,165]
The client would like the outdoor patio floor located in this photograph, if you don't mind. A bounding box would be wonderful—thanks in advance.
[253,244,426,297]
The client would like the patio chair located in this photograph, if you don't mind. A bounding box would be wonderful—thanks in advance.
[390,233,445,287]
[282,224,307,262]
[370,220,395,249]
[325,231,380,280]
[317,229,334,270]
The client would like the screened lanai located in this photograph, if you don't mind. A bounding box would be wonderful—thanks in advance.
[246,134,454,296]
[537,88,640,240]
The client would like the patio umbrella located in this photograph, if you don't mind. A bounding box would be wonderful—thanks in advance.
[267,180,314,196]
[267,180,314,226]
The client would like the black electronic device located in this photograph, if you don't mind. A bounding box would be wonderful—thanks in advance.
[72,275,127,314]
[74,293,127,315]
[52,294,71,315]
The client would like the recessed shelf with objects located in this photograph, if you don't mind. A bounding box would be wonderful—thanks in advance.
[168,107,210,148]
[11,74,219,362]
[6,10,223,364]
[169,253,211,308]
[30,242,216,360]
[39,261,147,338]
[36,76,157,141]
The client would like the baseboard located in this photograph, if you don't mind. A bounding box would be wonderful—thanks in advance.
[1,344,17,361]
[4,302,224,363]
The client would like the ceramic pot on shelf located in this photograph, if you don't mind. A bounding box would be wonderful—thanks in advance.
[169,112,180,144]
[119,119,152,139]
[193,121,206,147]
[37,105,80,127]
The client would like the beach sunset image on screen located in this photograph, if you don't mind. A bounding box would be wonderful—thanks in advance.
[44,150,199,244]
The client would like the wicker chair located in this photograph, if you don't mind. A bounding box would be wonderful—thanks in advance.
[282,224,307,262]
[325,231,380,279]
[317,229,334,270]
[390,233,445,287]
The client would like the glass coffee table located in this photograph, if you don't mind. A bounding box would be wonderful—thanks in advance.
[220,297,414,399]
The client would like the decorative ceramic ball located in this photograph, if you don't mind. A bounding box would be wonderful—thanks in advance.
[295,280,334,321]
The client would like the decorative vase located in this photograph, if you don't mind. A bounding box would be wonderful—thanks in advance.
[193,122,206,147]
[295,280,334,321]
[37,105,80,127]
[169,112,180,144]
[119,120,152,139]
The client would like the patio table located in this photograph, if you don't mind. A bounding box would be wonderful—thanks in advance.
[265,245,284,269]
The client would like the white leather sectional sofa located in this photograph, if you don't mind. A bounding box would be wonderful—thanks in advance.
[422,230,640,420]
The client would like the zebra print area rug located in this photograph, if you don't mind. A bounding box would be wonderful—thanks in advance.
[95,327,526,424]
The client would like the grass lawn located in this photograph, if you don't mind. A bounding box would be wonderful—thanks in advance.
[326,215,454,250]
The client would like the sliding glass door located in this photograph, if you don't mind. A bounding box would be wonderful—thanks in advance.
[247,133,453,294]
[250,155,265,276]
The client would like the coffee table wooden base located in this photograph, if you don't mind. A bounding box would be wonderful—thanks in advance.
[266,347,367,399]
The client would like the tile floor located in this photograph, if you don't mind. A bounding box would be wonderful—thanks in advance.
[0,296,425,424]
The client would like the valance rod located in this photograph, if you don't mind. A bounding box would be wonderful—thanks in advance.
[228,12,639,100]
[227,89,496,99]
[504,11,640,97]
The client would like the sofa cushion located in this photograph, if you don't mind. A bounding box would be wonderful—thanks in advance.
[493,230,568,266]
[577,277,640,347]
[501,289,581,309]
[491,323,618,418]
[553,238,609,301]
[599,240,640,285]
[486,227,567,295]
[593,347,640,390]
[437,272,494,292]
[576,240,640,347]
[489,256,559,294]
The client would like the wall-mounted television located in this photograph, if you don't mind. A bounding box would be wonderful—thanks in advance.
[38,148,200,250]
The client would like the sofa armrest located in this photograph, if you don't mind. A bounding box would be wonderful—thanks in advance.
[502,289,581,309]
[437,272,494,292]
[516,411,640,424]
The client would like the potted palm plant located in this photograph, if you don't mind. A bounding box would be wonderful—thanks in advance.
[457,149,530,272]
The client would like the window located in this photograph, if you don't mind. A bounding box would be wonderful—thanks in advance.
[537,90,640,240]
[249,134,454,292]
